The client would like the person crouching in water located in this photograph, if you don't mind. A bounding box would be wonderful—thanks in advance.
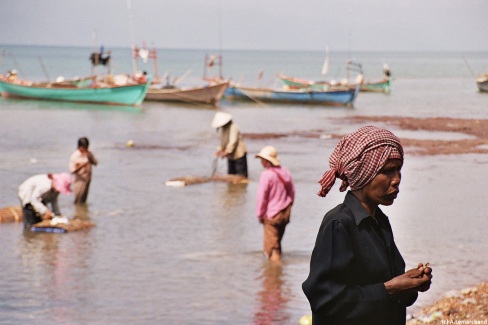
[255,146,295,262]
[211,112,248,177]
[18,173,72,229]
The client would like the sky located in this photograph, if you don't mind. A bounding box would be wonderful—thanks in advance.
[1,0,488,52]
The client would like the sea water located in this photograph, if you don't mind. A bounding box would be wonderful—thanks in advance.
[0,45,487,324]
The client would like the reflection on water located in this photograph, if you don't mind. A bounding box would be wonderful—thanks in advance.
[253,262,292,325]
[73,203,90,220]
[17,229,94,324]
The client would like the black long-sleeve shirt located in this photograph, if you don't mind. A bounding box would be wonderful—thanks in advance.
[302,191,417,325]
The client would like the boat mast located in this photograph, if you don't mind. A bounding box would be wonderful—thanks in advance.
[127,0,138,76]
[217,0,223,79]
[91,29,98,80]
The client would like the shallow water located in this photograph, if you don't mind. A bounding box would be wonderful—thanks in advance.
[1,47,488,324]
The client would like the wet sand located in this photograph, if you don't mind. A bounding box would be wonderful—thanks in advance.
[345,116,488,156]
[245,116,488,156]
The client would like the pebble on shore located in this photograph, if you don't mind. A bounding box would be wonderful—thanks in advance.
[407,283,488,324]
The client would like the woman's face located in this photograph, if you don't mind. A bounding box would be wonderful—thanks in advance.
[361,158,402,207]
[260,158,271,168]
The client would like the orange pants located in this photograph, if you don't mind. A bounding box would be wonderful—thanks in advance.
[263,204,291,257]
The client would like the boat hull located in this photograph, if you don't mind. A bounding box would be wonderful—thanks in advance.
[359,78,391,93]
[279,73,391,94]
[0,79,151,106]
[145,81,229,106]
[477,75,488,93]
[225,84,359,106]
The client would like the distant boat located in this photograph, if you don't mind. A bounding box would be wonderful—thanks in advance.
[224,83,359,107]
[278,72,391,94]
[358,77,392,93]
[0,73,151,106]
[130,46,228,106]
[476,74,488,92]
[278,61,392,94]
[145,80,229,106]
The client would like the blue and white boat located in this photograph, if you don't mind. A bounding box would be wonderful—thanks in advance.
[224,83,359,107]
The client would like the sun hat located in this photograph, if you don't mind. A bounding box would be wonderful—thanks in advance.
[211,112,232,128]
[256,146,280,166]
[52,173,73,195]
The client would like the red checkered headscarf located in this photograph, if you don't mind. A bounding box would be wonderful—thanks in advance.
[317,126,403,197]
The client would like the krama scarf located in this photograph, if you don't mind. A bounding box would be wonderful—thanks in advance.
[317,126,403,197]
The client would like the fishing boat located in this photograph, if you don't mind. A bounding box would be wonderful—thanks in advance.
[0,73,151,106]
[278,60,392,94]
[224,83,359,107]
[277,73,329,90]
[358,78,391,93]
[130,45,228,106]
[476,74,488,92]
[145,80,229,106]
[279,72,391,94]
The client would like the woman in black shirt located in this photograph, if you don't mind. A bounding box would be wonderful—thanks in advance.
[303,126,432,325]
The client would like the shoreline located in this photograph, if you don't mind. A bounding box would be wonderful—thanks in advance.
[245,116,488,156]
[407,283,488,324]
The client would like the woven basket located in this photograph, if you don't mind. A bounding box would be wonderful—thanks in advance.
[0,206,23,223]
[30,217,95,232]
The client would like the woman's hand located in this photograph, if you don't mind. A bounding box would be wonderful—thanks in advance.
[42,210,55,220]
[384,263,433,296]
[416,263,433,292]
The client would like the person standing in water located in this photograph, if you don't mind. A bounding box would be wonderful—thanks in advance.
[211,112,248,177]
[69,137,98,204]
[255,146,295,262]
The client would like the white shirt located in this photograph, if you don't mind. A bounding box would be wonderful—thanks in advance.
[18,174,60,215]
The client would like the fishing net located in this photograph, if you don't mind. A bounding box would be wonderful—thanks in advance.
[165,174,249,187]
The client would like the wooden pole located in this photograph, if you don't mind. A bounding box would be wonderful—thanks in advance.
[38,57,50,81]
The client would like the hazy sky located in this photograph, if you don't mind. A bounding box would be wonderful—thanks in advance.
[1,0,488,52]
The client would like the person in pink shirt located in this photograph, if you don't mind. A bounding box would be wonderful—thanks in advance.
[69,137,98,204]
[255,146,295,262]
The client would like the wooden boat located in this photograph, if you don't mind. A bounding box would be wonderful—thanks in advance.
[359,78,391,93]
[476,74,488,92]
[0,75,151,106]
[277,73,329,90]
[278,73,391,94]
[145,80,229,106]
[224,83,359,107]
[278,61,392,94]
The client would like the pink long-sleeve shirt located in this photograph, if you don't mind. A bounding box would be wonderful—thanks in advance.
[256,166,295,221]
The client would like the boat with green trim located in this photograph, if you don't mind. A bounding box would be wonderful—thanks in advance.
[0,73,151,106]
